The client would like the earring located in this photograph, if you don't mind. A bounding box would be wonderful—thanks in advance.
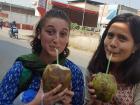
[38,35,40,39]
[132,51,135,54]
[132,46,137,54]
[63,50,67,56]
[132,49,136,54]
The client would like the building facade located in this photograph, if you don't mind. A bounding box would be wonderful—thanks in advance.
[0,1,40,30]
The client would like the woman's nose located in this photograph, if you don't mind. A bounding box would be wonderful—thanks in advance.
[110,38,118,48]
[52,33,59,43]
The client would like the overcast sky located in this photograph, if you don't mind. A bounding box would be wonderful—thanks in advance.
[1,0,140,10]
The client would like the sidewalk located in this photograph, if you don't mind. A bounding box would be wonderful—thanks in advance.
[0,27,33,40]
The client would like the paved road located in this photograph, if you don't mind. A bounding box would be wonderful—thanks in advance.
[0,38,31,79]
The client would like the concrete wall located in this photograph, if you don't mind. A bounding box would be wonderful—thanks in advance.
[118,5,138,14]
[1,10,40,30]
[69,35,99,52]
[3,10,39,25]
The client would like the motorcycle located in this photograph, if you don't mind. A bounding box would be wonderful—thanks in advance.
[9,26,18,39]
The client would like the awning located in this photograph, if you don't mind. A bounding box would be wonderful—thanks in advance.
[52,1,99,27]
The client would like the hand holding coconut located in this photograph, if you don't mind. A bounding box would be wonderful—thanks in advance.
[87,80,103,105]
[41,49,73,104]
[29,48,73,105]
[42,64,72,93]
[41,84,74,105]
[87,54,117,104]
[29,81,74,105]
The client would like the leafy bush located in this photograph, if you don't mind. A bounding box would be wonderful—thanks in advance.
[71,23,80,30]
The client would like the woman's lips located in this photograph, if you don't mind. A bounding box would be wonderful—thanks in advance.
[49,45,60,52]
[49,45,59,49]
[106,48,120,55]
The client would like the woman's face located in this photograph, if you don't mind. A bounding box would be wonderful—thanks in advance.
[104,22,135,63]
[38,17,69,57]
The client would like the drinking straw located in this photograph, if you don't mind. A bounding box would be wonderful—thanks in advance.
[55,48,59,64]
[106,53,112,74]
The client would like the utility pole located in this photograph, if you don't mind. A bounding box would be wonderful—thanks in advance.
[81,0,87,28]
[9,0,12,23]
[0,2,2,12]
[128,0,131,7]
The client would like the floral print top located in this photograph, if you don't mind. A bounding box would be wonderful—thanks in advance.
[0,59,84,105]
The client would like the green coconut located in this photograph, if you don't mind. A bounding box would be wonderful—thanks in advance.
[92,73,117,102]
[42,64,71,93]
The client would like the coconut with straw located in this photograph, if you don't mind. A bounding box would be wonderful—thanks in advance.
[92,54,117,102]
[42,48,72,93]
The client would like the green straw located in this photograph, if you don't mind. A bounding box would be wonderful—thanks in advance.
[55,48,59,64]
[106,53,112,74]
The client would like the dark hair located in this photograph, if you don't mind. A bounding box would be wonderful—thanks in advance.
[30,8,71,57]
[88,13,140,85]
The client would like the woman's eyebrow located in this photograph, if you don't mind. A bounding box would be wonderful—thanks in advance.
[63,28,69,31]
[46,25,54,28]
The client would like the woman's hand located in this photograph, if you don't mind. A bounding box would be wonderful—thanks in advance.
[61,89,74,105]
[43,84,73,105]
[87,75,103,105]
[87,81,97,105]
[28,80,74,105]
